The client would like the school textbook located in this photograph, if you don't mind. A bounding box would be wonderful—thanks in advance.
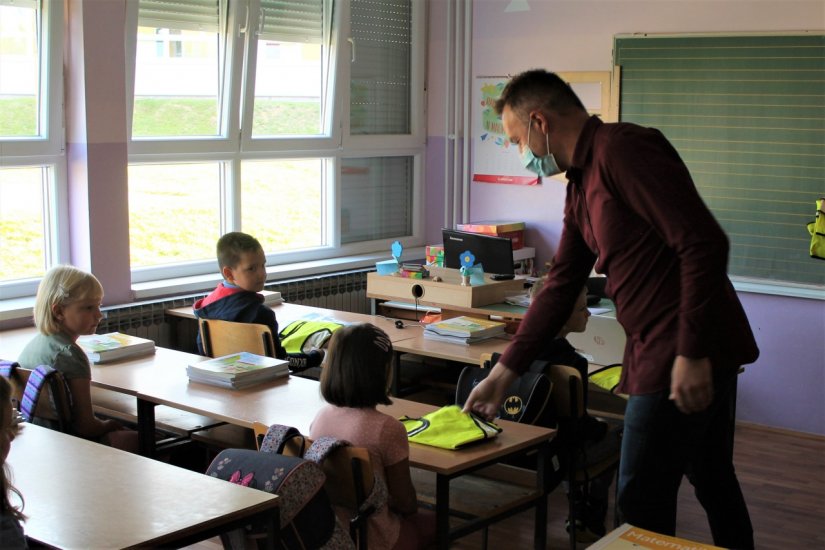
[423,315,505,345]
[77,332,156,364]
[587,523,724,550]
[187,352,289,389]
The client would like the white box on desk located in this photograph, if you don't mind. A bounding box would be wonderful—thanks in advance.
[367,269,523,309]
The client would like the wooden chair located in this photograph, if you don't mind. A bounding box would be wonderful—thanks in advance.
[10,366,73,434]
[198,318,277,358]
[545,364,622,550]
[253,422,378,549]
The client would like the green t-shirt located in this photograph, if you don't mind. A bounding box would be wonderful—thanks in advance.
[17,332,91,380]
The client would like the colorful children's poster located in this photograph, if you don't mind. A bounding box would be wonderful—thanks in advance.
[472,77,540,186]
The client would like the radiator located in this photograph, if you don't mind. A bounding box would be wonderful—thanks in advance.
[97,270,371,351]
[276,271,369,313]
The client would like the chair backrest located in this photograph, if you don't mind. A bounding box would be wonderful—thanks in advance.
[198,318,276,358]
[318,444,375,512]
[11,365,73,433]
[252,421,375,509]
[1,360,28,412]
[254,422,379,549]
[545,364,586,421]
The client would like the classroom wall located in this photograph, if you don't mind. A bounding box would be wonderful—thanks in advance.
[425,0,825,435]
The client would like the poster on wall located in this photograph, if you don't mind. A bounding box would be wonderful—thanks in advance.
[472,73,611,185]
[472,76,540,185]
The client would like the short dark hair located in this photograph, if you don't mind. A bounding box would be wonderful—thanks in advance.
[320,323,393,408]
[494,69,586,119]
[217,232,263,270]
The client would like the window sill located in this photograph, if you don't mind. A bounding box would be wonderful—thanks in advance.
[130,248,426,301]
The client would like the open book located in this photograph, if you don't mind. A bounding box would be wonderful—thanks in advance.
[187,352,289,389]
[424,316,505,339]
[77,332,156,364]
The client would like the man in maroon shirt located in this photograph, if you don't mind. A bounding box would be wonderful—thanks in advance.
[463,70,758,548]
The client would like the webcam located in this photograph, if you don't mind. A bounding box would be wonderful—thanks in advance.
[395,320,405,329]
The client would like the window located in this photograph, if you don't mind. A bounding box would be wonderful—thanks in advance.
[0,0,65,297]
[127,0,425,283]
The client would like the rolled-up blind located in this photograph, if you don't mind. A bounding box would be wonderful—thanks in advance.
[259,0,324,44]
[138,0,220,32]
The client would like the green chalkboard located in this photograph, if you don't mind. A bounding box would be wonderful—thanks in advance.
[614,33,824,288]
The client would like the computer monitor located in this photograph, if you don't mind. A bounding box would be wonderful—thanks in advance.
[442,229,515,277]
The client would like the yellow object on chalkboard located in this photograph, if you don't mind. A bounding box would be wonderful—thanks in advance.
[807,198,825,260]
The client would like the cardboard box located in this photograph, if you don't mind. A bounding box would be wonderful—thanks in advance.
[425,245,444,267]
[456,220,526,250]
[367,270,523,309]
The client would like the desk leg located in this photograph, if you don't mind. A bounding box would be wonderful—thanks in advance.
[137,398,156,458]
[534,442,549,550]
[391,351,401,397]
[262,507,280,550]
[435,474,450,550]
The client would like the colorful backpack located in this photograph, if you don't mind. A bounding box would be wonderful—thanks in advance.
[207,447,350,550]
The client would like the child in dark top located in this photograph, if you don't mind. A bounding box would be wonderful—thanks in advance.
[193,232,322,371]
[525,283,616,542]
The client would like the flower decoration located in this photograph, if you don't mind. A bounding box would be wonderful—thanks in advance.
[459,250,475,269]
[391,240,403,263]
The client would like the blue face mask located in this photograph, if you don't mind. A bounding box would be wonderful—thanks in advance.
[520,119,561,177]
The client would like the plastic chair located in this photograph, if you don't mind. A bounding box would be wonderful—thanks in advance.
[198,318,277,358]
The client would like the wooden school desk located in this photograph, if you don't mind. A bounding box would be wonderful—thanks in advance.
[133,376,553,550]
[391,333,511,395]
[86,353,554,550]
[8,423,279,549]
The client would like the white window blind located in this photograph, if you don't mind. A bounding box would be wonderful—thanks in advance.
[349,0,411,135]
[341,156,413,243]
[138,0,219,32]
[259,0,324,44]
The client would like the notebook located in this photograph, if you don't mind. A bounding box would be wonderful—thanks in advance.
[566,314,627,367]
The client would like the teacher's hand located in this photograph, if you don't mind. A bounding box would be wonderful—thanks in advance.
[669,355,713,414]
[462,362,518,421]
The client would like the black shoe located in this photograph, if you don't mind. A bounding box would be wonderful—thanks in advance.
[565,518,605,544]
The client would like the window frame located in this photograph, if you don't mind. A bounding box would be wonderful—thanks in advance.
[0,0,67,299]
[125,0,427,285]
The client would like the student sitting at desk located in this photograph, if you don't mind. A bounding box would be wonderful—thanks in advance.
[0,376,26,549]
[193,232,323,371]
[310,324,435,550]
[17,266,137,452]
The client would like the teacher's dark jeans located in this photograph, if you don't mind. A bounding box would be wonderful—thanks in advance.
[617,369,754,549]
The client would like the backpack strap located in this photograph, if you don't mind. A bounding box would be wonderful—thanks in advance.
[304,435,350,464]
[260,423,306,455]
[19,365,57,423]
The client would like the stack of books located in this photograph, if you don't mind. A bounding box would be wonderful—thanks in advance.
[77,332,156,364]
[423,315,506,345]
[187,352,289,389]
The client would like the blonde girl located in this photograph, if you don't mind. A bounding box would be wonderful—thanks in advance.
[17,266,137,451]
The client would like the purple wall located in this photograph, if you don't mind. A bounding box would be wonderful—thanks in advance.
[426,0,825,435]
